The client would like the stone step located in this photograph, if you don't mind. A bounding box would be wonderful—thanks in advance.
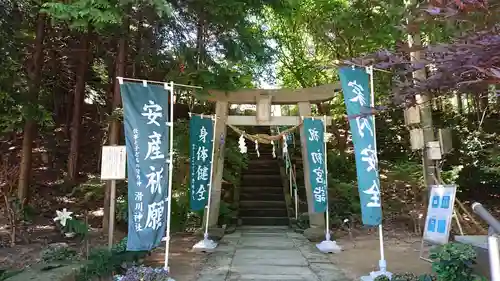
[245,166,280,173]
[241,181,282,188]
[247,149,275,154]
[241,184,283,189]
[243,167,280,175]
[227,275,314,281]
[240,192,284,201]
[240,216,289,226]
[240,200,286,209]
[248,158,279,165]
[247,156,277,162]
[240,186,284,195]
[246,165,280,171]
[239,208,288,217]
[241,174,282,186]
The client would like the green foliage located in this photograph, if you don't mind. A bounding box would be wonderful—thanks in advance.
[374,275,391,281]
[391,273,419,281]
[75,237,147,281]
[42,0,121,31]
[42,0,174,32]
[64,218,89,237]
[116,194,128,224]
[40,246,79,263]
[218,201,235,226]
[0,269,24,281]
[223,136,249,187]
[429,242,478,281]
[326,151,360,225]
[296,212,310,230]
[418,274,437,281]
[111,236,128,253]
[390,273,438,281]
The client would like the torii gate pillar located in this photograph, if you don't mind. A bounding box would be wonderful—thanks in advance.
[206,101,228,231]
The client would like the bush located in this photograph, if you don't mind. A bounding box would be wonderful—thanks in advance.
[374,275,390,281]
[391,273,419,281]
[429,242,477,281]
[418,274,437,281]
[75,237,148,281]
[40,245,79,263]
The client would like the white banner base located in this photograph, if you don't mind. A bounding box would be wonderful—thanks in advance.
[360,260,392,281]
[315,240,342,253]
[192,238,218,252]
[360,270,392,281]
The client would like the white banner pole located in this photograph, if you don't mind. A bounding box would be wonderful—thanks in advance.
[164,81,175,270]
[192,114,219,251]
[323,116,330,240]
[294,188,299,220]
[289,164,293,201]
[293,164,298,220]
[369,65,389,275]
[315,115,341,253]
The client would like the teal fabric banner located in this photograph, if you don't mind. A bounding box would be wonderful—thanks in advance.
[189,115,214,211]
[121,82,170,251]
[339,66,382,226]
[303,118,327,213]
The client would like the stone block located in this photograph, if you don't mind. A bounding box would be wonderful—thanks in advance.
[303,227,329,242]
[4,263,84,281]
[195,227,225,241]
[232,249,307,266]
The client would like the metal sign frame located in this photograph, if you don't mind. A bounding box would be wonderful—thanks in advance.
[419,184,463,262]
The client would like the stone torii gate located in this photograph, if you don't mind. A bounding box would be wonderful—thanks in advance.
[200,83,341,239]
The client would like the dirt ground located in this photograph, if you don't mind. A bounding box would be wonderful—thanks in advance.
[330,228,432,279]
[0,226,207,281]
[145,233,208,281]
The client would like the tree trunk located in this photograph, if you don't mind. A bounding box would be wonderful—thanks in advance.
[103,22,128,232]
[67,32,91,183]
[132,10,142,77]
[17,13,46,203]
[408,33,438,188]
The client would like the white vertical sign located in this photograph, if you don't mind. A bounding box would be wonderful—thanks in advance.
[423,185,457,245]
[100,146,127,180]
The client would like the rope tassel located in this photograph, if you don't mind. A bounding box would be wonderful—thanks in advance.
[255,140,260,158]
[271,140,276,158]
[238,133,247,154]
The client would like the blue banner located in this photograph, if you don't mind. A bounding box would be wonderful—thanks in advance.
[189,115,214,211]
[121,82,170,251]
[303,118,327,213]
[339,66,382,226]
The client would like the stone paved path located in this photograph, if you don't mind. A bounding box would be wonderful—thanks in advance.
[196,226,352,281]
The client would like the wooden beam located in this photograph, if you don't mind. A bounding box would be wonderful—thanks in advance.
[199,83,341,104]
[226,116,333,126]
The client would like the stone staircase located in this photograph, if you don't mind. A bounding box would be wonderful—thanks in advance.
[239,127,289,226]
